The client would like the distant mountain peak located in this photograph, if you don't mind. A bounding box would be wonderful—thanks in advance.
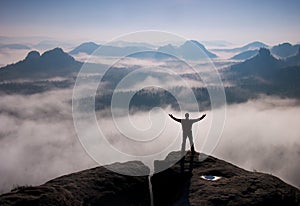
[271,42,299,58]
[258,47,271,57]
[41,47,75,62]
[230,49,258,60]
[0,47,81,80]
[187,40,204,47]
[250,48,279,64]
[229,48,284,77]
[42,47,67,56]
[82,41,99,46]
[69,42,100,55]
[277,42,292,47]
[251,41,267,45]
[179,40,217,59]
[285,45,300,66]
[241,41,268,51]
[212,41,268,53]
[181,40,205,50]
[25,50,40,61]
[75,42,99,49]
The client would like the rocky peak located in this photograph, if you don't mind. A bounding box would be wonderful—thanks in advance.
[179,40,217,59]
[0,47,81,80]
[25,50,40,61]
[69,42,100,55]
[0,151,299,206]
[258,47,271,57]
[41,47,75,62]
[152,151,300,205]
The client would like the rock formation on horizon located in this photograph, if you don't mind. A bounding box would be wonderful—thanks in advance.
[0,151,299,206]
[229,48,284,77]
[0,48,82,80]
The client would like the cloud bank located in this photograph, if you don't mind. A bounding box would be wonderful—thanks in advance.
[0,88,299,193]
[211,97,300,188]
[0,89,96,193]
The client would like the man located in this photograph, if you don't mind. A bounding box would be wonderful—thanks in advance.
[169,113,206,172]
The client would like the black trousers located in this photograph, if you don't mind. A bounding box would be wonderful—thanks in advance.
[181,131,195,155]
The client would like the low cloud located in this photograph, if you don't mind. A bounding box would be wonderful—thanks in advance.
[0,48,31,67]
[0,89,96,193]
[0,88,299,194]
[211,97,300,188]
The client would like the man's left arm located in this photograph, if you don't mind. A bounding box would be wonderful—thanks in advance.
[193,114,206,122]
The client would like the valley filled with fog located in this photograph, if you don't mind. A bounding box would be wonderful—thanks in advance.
[1,87,299,193]
[0,39,300,193]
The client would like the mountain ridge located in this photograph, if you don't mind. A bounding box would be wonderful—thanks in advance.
[213,41,268,53]
[0,47,82,80]
[271,42,300,58]
[69,42,100,55]
[69,40,217,59]
[230,49,258,60]
[229,48,284,77]
[157,40,217,59]
[225,47,300,100]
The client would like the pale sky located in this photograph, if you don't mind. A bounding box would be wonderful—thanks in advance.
[0,0,300,45]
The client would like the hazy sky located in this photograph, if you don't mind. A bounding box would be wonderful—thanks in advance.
[0,0,300,45]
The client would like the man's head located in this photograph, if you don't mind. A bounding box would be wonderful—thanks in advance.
[185,113,189,119]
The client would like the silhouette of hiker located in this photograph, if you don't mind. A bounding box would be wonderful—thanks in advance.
[169,113,206,173]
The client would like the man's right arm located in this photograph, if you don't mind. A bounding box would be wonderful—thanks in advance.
[169,114,181,122]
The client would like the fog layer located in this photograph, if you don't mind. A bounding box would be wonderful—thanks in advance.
[0,90,299,193]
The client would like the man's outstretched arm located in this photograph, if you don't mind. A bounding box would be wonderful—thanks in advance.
[193,114,206,122]
[169,114,181,122]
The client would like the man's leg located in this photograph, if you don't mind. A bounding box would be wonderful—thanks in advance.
[181,135,187,156]
[180,135,187,173]
[188,133,195,172]
[188,133,195,155]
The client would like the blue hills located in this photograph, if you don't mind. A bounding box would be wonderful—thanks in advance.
[214,41,268,53]
[271,42,300,58]
[229,48,284,77]
[226,47,300,98]
[69,42,100,55]
[1,44,300,99]
[229,42,300,60]
[230,50,259,60]
[69,40,218,60]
